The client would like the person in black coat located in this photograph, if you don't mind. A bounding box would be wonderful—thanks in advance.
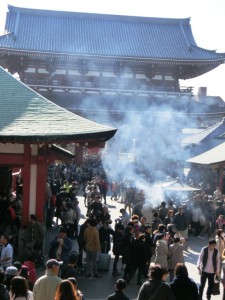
[122,225,136,284]
[137,265,175,300]
[99,221,114,253]
[77,219,90,267]
[170,263,198,300]
[134,234,149,285]
[143,225,153,277]
[112,223,124,276]
[88,196,103,218]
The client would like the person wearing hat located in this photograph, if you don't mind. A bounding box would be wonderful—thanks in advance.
[4,266,18,291]
[33,259,62,300]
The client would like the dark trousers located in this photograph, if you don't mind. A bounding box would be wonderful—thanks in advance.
[199,271,214,300]
[102,192,107,204]
[137,266,145,284]
[113,253,123,271]
[74,220,78,238]
[123,263,136,283]
[66,223,74,239]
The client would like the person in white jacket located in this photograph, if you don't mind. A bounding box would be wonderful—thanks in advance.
[33,259,62,300]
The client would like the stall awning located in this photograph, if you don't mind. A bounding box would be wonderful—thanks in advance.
[187,141,225,165]
[161,180,201,191]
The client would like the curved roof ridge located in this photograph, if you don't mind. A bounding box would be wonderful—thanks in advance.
[179,21,191,50]
[191,44,217,53]
[8,4,191,24]
[0,31,14,38]
[0,5,224,66]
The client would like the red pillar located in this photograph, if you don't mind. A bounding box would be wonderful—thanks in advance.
[75,145,83,165]
[36,155,48,222]
[22,145,31,225]
[219,164,225,194]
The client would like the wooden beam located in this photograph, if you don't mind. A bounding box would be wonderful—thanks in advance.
[0,154,24,166]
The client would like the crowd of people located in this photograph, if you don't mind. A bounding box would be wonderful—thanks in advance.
[1,157,225,299]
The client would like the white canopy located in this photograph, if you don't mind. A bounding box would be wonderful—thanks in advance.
[161,180,201,191]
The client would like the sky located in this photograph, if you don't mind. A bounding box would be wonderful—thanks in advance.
[0,0,225,99]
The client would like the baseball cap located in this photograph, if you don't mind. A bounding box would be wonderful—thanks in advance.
[5,266,18,276]
[46,259,63,269]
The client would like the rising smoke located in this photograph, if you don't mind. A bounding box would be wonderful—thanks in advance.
[77,92,197,206]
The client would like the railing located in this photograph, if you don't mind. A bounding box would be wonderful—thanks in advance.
[26,80,193,98]
[24,77,193,96]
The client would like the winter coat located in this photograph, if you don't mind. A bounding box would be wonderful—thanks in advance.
[170,276,198,300]
[112,231,124,255]
[174,212,188,231]
[84,226,101,252]
[122,232,135,264]
[215,235,225,257]
[107,290,129,300]
[151,217,162,233]
[137,279,175,300]
[168,242,187,269]
[99,226,114,253]
[134,240,149,268]
[23,260,37,284]
[155,239,168,268]
[49,236,72,263]
[33,270,61,300]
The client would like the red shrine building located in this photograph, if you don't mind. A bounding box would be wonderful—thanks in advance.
[0,67,116,223]
[0,5,225,124]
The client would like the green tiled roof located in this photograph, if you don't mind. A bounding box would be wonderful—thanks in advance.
[0,67,117,143]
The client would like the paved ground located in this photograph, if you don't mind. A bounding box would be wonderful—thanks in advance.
[41,194,223,300]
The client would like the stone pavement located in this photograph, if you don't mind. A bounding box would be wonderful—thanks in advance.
[41,194,223,300]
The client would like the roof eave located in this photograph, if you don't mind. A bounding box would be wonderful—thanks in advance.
[0,47,224,65]
[0,129,117,144]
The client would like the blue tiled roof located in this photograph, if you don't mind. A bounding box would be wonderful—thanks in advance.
[0,66,117,143]
[0,5,225,61]
[182,118,225,157]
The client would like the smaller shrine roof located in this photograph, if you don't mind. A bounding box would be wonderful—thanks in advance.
[187,141,225,165]
[0,5,224,64]
[182,118,225,147]
[182,118,225,162]
[0,67,117,143]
